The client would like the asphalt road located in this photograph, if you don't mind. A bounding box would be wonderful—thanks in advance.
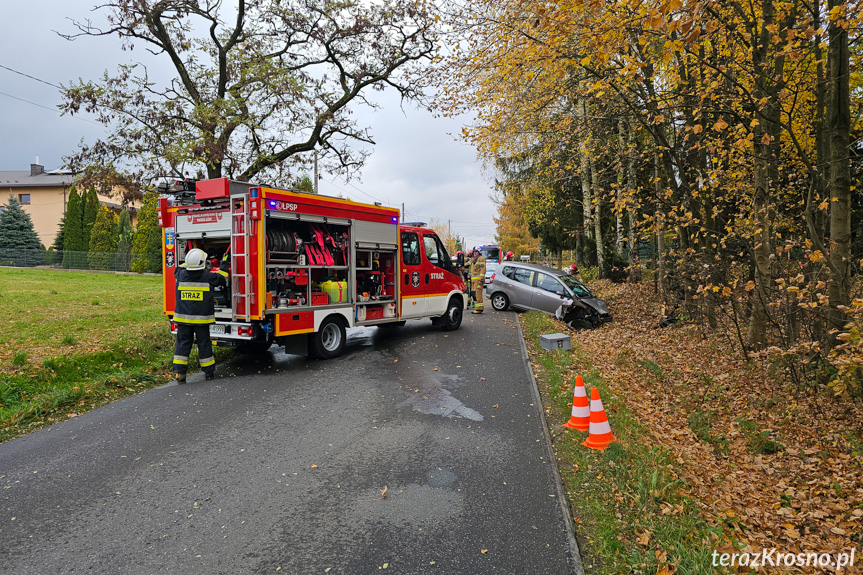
[0,309,583,575]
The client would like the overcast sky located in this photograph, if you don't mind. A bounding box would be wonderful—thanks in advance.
[0,0,498,248]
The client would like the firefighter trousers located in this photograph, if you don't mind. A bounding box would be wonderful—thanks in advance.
[173,324,216,376]
[471,278,484,312]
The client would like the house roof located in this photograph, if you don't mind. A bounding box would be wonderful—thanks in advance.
[0,169,76,188]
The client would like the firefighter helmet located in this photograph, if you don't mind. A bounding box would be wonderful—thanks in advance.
[184,248,208,270]
[507,251,514,260]
[570,264,578,274]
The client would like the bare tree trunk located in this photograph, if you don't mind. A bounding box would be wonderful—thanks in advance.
[627,119,640,282]
[654,151,667,297]
[575,231,584,266]
[591,155,605,278]
[615,120,625,257]
[747,160,772,348]
[827,0,851,330]
[746,0,782,350]
[578,97,593,244]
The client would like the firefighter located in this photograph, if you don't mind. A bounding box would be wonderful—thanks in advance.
[470,248,486,314]
[456,250,473,309]
[172,248,229,383]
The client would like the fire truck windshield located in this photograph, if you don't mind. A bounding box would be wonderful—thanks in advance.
[477,245,501,263]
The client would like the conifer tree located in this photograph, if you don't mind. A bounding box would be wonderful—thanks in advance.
[52,212,66,253]
[0,195,41,253]
[131,192,162,273]
[296,175,315,194]
[87,206,119,270]
[82,187,99,250]
[116,208,134,271]
[62,188,84,266]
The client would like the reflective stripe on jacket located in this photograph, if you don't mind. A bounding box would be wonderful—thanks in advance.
[470,256,486,280]
[173,266,227,325]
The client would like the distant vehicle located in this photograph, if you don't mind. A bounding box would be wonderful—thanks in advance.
[475,244,501,263]
[519,255,530,262]
[486,262,612,328]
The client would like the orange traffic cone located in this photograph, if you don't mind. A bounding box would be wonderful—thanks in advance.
[562,375,590,431]
[581,388,617,450]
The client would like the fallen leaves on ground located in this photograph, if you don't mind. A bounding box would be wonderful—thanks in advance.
[557,281,862,567]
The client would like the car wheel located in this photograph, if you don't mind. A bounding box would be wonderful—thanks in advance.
[491,292,509,311]
[440,297,463,331]
[310,316,346,359]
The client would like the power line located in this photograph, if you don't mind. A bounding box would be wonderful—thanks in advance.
[0,90,104,127]
[344,180,383,204]
[0,63,62,89]
[0,90,61,114]
[0,63,105,128]
[321,177,384,205]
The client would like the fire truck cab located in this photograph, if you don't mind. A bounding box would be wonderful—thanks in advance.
[158,178,468,359]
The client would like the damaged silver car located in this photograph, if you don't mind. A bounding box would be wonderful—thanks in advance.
[487,262,612,328]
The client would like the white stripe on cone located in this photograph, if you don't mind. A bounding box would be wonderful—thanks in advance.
[589,418,612,435]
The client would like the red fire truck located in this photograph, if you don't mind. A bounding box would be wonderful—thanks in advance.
[158,178,468,358]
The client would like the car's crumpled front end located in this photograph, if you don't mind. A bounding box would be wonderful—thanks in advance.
[555,296,612,329]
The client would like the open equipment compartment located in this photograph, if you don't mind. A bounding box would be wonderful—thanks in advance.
[262,211,352,311]
[354,248,397,322]
[352,217,399,324]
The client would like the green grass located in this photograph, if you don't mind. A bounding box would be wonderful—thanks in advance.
[735,417,785,455]
[522,311,726,575]
[0,268,164,350]
[0,269,177,442]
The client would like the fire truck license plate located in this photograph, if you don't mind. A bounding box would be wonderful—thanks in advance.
[209,324,225,334]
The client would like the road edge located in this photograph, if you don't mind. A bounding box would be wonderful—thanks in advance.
[515,315,585,575]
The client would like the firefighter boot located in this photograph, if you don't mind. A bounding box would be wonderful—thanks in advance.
[175,373,187,384]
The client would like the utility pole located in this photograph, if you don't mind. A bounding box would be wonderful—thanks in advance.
[402,203,405,222]
[314,151,319,194]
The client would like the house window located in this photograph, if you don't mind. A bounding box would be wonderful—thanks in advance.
[18,194,30,205]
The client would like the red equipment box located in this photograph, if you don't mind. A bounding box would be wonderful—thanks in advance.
[311,292,329,306]
[195,177,230,200]
[366,306,383,320]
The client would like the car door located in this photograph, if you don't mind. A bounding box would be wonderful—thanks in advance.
[400,230,427,318]
[421,232,455,316]
[508,266,536,309]
[530,271,571,314]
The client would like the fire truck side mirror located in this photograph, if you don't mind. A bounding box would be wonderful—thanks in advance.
[457,252,465,268]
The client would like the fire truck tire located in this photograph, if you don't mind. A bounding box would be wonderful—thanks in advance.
[439,297,463,331]
[310,316,346,359]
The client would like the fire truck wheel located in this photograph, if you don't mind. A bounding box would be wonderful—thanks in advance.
[310,316,346,359]
[440,297,463,331]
